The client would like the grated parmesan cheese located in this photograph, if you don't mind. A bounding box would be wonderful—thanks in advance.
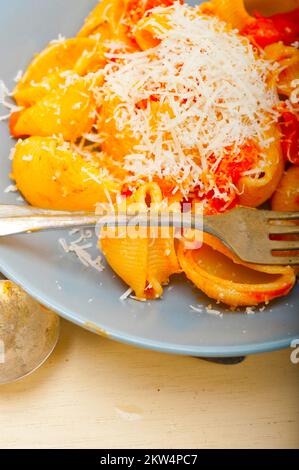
[14,70,23,83]
[290,79,299,105]
[245,306,256,315]
[4,184,18,193]
[189,304,203,313]
[8,147,16,161]
[59,229,105,273]
[0,80,23,121]
[205,304,223,317]
[50,33,66,45]
[130,295,147,302]
[22,155,33,161]
[119,287,133,301]
[101,3,278,199]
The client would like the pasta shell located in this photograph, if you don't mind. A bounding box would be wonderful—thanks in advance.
[237,125,285,207]
[264,42,299,98]
[178,233,295,307]
[147,237,180,298]
[14,38,106,106]
[272,166,299,212]
[211,0,253,30]
[14,73,64,108]
[12,136,119,210]
[11,78,97,141]
[99,94,138,161]
[134,7,171,50]
[100,183,181,299]
[101,237,149,299]
[77,0,135,46]
[99,94,174,162]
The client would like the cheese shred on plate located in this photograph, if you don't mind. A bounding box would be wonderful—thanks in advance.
[102,3,278,199]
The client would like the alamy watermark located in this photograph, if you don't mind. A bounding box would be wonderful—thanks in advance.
[290,339,299,364]
[94,200,204,248]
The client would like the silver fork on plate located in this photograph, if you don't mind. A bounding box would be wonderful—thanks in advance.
[0,204,298,265]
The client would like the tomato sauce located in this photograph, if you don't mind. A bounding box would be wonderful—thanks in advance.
[242,8,299,48]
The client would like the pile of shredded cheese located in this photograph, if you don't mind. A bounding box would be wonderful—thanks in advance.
[101,2,279,200]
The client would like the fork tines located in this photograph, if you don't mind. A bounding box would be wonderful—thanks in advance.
[267,211,299,221]
[266,211,299,264]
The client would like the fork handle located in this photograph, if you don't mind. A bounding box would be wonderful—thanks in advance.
[0,204,100,235]
[0,214,101,236]
[0,204,208,237]
[0,204,96,217]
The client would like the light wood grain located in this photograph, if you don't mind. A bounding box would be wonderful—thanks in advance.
[0,320,298,449]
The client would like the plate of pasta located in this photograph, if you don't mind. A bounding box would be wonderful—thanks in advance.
[0,0,298,357]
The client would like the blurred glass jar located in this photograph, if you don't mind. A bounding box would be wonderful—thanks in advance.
[0,279,60,384]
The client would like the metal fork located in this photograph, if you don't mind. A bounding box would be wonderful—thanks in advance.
[0,204,298,265]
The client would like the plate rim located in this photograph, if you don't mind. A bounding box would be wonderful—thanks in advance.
[0,0,297,358]
[0,261,296,357]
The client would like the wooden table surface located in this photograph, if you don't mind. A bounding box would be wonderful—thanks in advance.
[0,319,298,449]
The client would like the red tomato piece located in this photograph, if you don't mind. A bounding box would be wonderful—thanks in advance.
[270,8,299,45]
[280,112,299,166]
[242,9,299,48]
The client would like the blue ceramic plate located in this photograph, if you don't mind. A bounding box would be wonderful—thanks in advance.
[0,0,298,357]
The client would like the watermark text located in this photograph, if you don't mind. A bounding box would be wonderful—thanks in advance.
[290,339,299,364]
